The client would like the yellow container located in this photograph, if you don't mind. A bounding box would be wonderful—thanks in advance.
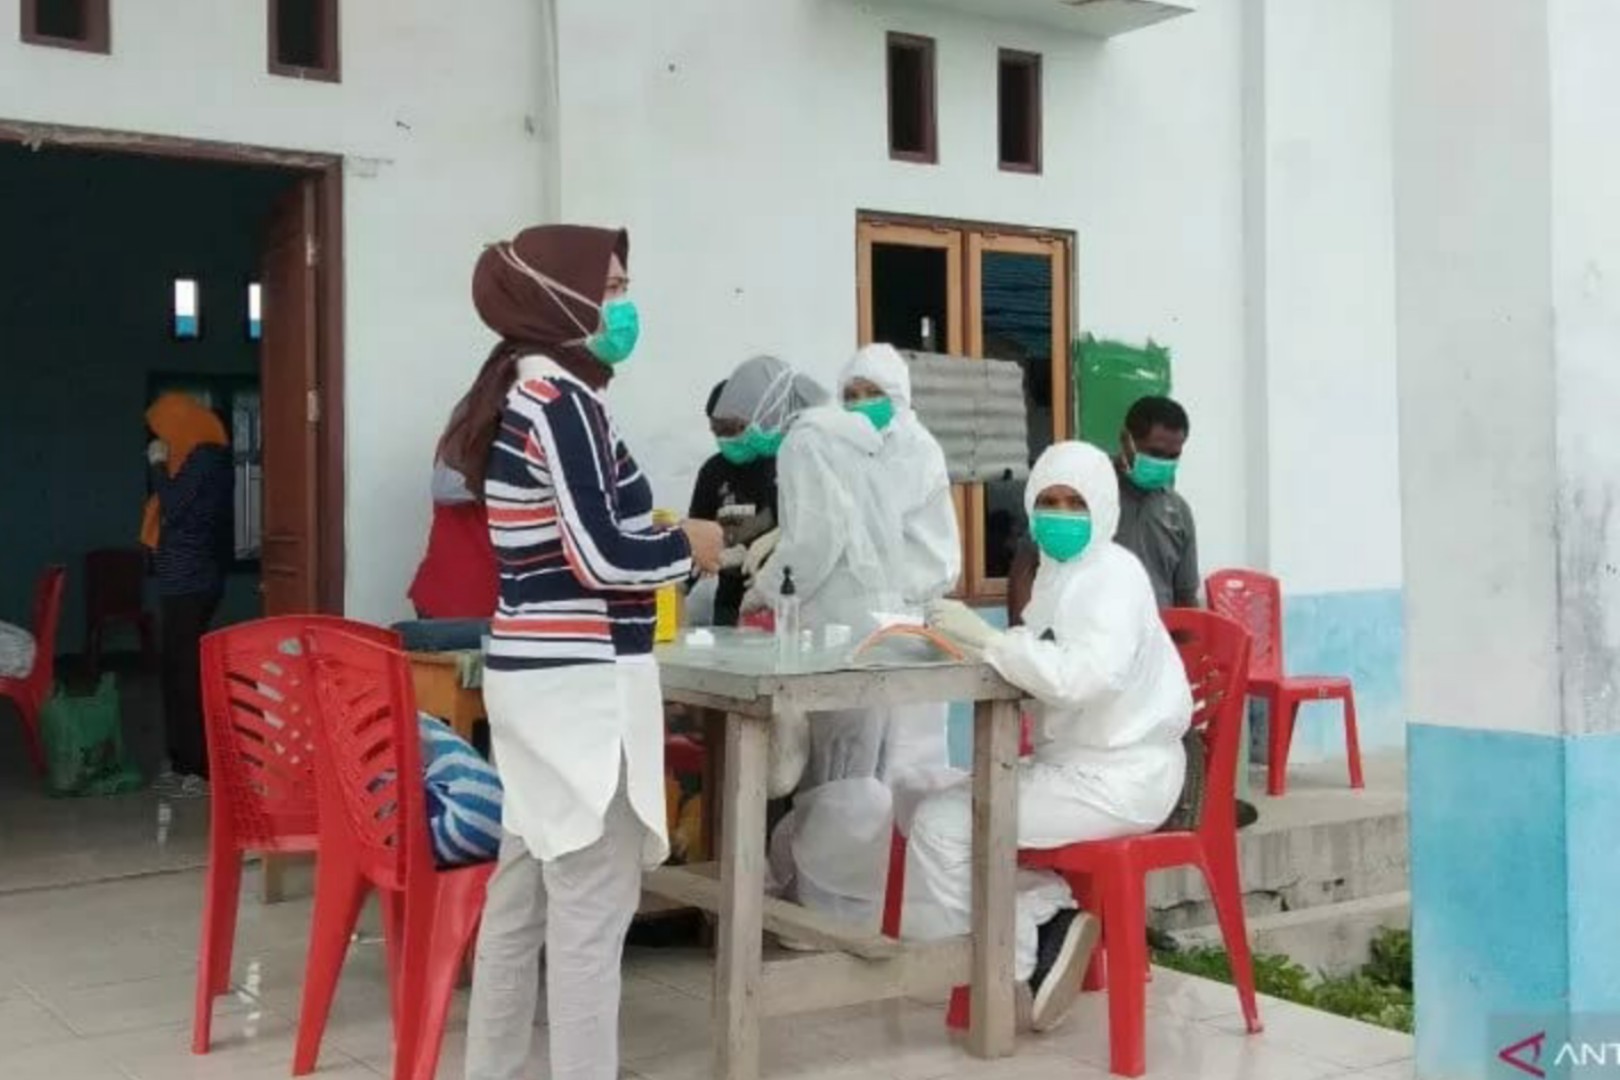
[653,509,680,643]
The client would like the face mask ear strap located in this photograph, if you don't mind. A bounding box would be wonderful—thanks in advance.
[750,367,796,434]
[495,243,600,339]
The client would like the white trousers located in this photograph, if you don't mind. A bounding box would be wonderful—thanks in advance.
[465,780,644,1080]
[902,763,1155,980]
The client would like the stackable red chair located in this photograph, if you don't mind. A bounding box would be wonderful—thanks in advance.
[1206,569,1364,796]
[296,626,494,1080]
[192,615,399,1054]
[944,610,1262,1077]
[0,565,66,776]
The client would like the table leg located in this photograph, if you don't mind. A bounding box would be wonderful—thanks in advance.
[715,713,768,1080]
[969,698,1019,1059]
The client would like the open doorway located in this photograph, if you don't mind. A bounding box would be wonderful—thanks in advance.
[0,129,344,890]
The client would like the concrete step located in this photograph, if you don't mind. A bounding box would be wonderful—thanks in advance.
[1174,891,1411,977]
[1148,756,1408,930]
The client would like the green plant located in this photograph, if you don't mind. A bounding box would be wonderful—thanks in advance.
[1151,928,1415,1035]
[1364,927,1413,991]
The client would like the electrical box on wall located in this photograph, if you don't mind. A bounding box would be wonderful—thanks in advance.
[864,0,1195,37]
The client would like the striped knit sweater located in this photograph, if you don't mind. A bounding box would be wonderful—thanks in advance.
[484,357,692,671]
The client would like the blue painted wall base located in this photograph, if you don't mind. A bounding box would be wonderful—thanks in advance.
[1409,724,1620,1078]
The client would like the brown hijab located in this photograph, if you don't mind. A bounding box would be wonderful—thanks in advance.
[441,225,629,495]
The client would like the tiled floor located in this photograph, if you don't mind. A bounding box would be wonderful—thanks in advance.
[0,865,1414,1080]
[0,664,1414,1079]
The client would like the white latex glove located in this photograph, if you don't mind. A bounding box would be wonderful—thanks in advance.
[926,598,998,653]
[718,545,748,572]
[146,439,169,466]
[740,586,770,618]
[742,528,781,581]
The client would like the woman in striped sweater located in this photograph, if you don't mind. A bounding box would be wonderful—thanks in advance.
[445,226,724,1080]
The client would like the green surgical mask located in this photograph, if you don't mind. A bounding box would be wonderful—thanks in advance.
[718,436,757,466]
[586,297,640,365]
[1129,451,1178,491]
[1031,511,1094,563]
[743,425,785,459]
[846,396,895,432]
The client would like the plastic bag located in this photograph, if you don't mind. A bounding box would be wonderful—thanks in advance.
[41,675,142,797]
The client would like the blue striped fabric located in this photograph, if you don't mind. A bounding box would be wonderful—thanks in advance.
[484,359,692,671]
[419,714,504,868]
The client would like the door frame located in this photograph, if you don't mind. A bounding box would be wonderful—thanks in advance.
[0,117,347,614]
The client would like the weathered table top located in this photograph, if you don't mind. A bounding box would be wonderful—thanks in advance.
[654,628,1023,717]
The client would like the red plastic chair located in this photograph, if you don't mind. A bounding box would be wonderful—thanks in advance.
[84,547,157,679]
[192,615,400,1054]
[1205,569,1364,797]
[0,566,66,776]
[945,610,1262,1077]
[296,626,495,1080]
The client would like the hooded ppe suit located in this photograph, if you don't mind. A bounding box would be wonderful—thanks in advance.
[838,345,962,825]
[903,441,1193,980]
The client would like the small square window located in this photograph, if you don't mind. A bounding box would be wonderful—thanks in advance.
[998,50,1042,173]
[269,0,340,82]
[173,279,200,340]
[247,283,263,342]
[19,0,110,54]
[887,33,937,165]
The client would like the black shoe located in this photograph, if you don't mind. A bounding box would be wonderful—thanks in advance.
[1028,909,1100,1032]
[1236,799,1259,830]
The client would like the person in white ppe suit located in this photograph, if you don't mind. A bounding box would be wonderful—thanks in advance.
[838,344,962,826]
[732,354,914,928]
[916,441,1194,1032]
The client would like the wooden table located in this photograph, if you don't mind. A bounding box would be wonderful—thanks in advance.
[406,650,485,743]
[646,633,1025,1080]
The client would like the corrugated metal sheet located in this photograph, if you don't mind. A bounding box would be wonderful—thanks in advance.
[903,351,1031,484]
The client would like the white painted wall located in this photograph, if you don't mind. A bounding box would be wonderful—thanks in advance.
[1251,0,1402,595]
[1548,0,1620,737]
[553,0,1251,580]
[0,0,551,623]
[1393,0,1561,735]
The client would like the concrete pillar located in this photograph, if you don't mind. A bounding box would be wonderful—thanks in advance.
[1395,0,1620,1074]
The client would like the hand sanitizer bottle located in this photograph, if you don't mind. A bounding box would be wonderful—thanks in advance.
[776,566,802,669]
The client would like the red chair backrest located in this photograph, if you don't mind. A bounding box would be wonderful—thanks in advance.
[1204,569,1283,682]
[84,548,147,622]
[302,626,434,894]
[1162,608,1251,840]
[27,566,67,692]
[199,616,400,850]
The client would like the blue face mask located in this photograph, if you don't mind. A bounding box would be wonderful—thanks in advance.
[586,297,640,365]
[1031,511,1093,563]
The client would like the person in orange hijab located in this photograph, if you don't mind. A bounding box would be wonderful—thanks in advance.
[141,392,234,796]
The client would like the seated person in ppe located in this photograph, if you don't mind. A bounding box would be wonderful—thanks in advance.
[736,359,910,928]
[838,344,962,829]
[915,441,1194,1032]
